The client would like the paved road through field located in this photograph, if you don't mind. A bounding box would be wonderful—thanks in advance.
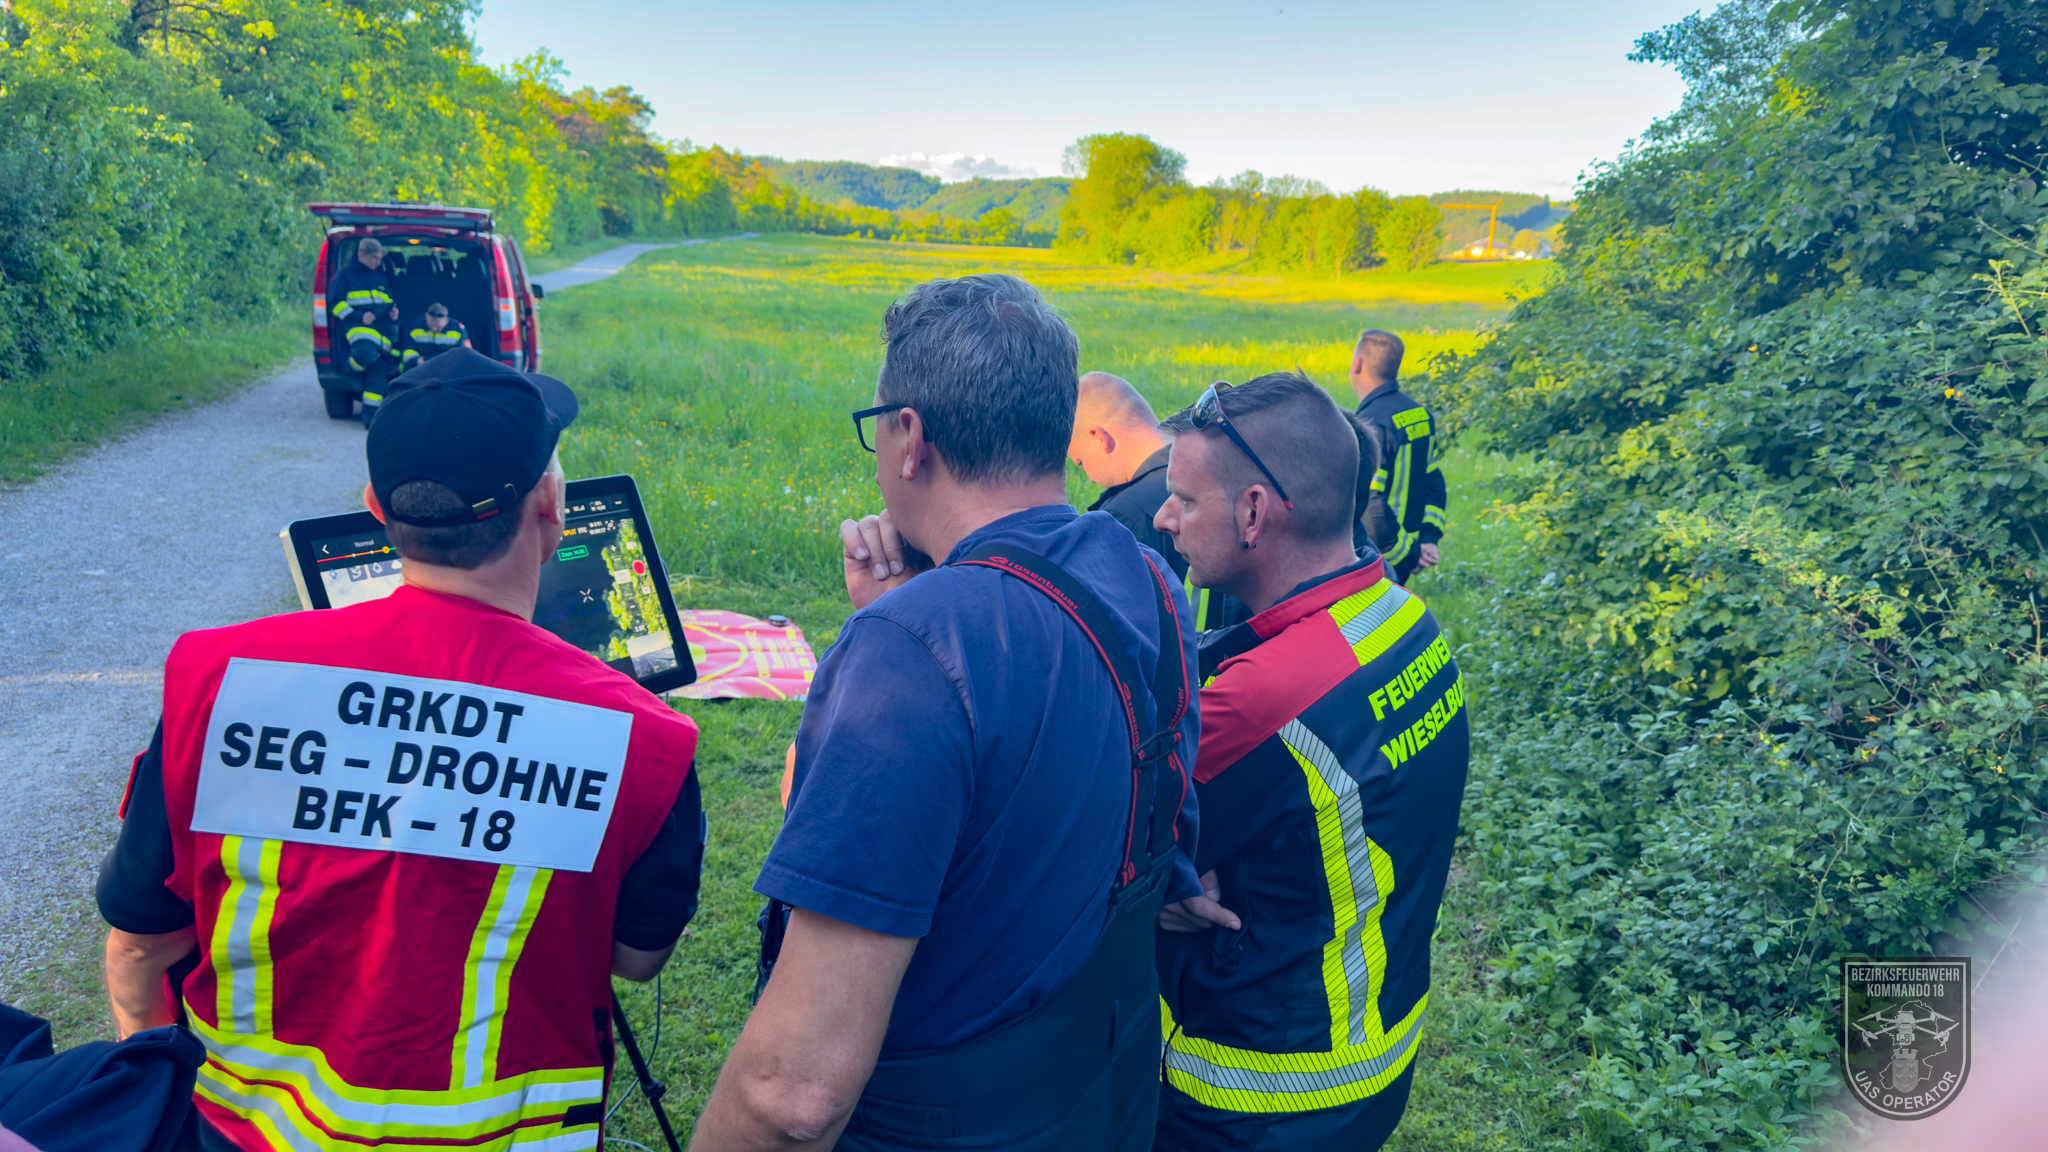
[530,234,754,294]
[0,242,677,1023]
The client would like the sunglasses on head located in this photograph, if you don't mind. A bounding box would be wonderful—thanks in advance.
[1189,381,1293,509]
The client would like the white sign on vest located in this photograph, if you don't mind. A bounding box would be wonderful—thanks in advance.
[193,657,634,873]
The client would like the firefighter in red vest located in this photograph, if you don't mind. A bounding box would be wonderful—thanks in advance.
[1151,373,1469,1151]
[95,348,704,1151]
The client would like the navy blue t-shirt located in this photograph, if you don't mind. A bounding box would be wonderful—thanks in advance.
[757,504,1202,1053]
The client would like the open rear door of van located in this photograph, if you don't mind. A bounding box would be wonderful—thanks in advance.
[306,203,494,232]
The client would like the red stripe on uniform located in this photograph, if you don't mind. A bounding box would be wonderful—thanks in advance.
[1195,619,1362,783]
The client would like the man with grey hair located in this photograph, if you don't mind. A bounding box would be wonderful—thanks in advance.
[693,274,1202,1152]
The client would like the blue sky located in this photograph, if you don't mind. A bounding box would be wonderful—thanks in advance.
[472,0,1709,198]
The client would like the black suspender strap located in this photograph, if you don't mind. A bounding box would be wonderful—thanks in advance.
[955,546,1189,893]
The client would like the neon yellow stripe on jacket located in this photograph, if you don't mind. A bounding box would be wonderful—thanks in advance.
[193,1017,601,1148]
[212,836,283,1035]
[1162,716,1427,1112]
[453,866,554,1090]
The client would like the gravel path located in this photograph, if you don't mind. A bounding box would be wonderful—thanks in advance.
[0,362,365,1005]
[0,243,678,1022]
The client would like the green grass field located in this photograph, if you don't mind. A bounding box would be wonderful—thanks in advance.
[8,234,1560,1146]
[544,235,1562,1147]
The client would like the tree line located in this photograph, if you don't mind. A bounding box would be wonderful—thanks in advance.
[0,0,1038,381]
[1055,132,1445,274]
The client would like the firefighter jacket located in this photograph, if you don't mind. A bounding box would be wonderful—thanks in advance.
[1354,387,1447,570]
[155,585,698,1150]
[401,317,471,371]
[1159,558,1469,1116]
[326,262,396,367]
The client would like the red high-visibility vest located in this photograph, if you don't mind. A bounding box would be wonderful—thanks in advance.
[156,585,697,1150]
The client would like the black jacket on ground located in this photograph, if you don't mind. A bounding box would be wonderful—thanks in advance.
[0,1002,203,1152]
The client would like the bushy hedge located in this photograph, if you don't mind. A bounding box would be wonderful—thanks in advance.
[0,0,758,380]
[1425,0,2048,1144]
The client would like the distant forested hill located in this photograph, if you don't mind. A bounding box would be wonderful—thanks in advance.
[917,178,1073,230]
[1429,191,1575,256]
[754,160,941,210]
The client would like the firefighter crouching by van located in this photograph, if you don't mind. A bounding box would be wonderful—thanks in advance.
[401,302,472,373]
[96,348,705,1151]
[327,237,400,418]
[1151,373,1470,1152]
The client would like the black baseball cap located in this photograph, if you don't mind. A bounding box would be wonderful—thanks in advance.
[367,347,579,527]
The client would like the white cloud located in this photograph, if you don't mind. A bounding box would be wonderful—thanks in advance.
[877,151,1037,183]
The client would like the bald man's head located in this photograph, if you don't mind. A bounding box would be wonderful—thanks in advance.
[1069,371,1168,487]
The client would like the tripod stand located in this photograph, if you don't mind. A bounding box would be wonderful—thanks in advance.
[610,991,682,1152]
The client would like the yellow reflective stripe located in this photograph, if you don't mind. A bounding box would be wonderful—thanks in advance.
[1164,997,1426,1113]
[1422,505,1447,529]
[1161,717,1425,1113]
[193,1017,601,1144]
[454,866,553,1090]
[1328,577,1396,634]
[1369,468,1387,494]
[1331,581,1423,670]
[211,836,283,1034]
[196,1069,324,1152]
[1281,720,1383,1045]
[1385,443,1415,563]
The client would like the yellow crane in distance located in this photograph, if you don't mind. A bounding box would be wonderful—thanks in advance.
[1440,198,1506,259]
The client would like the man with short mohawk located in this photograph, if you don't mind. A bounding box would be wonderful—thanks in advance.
[1152,371,1469,1151]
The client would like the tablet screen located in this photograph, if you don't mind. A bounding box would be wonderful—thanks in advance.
[307,529,406,608]
[533,490,682,683]
[283,475,696,694]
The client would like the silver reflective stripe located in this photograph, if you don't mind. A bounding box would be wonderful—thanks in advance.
[196,1065,326,1152]
[459,866,543,1089]
[1165,1009,1424,1097]
[224,836,269,1033]
[1338,583,1411,647]
[1278,719,1381,1041]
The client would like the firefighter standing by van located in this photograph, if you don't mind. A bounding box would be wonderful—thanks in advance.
[401,302,472,373]
[1152,374,1469,1151]
[1349,330,1447,584]
[96,349,705,1151]
[327,237,400,414]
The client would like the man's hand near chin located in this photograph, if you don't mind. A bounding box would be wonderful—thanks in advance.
[840,512,926,609]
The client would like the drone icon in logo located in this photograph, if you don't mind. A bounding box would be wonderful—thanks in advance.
[1852,1001,1960,1093]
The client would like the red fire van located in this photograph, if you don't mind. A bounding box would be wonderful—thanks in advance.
[307,203,545,419]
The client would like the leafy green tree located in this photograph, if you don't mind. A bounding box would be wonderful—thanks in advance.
[1373,196,1442,271]
[1056,132,1187,262]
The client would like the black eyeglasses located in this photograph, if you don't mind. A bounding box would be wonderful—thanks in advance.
[852,403,908,453]
[1189,382,1294,509]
